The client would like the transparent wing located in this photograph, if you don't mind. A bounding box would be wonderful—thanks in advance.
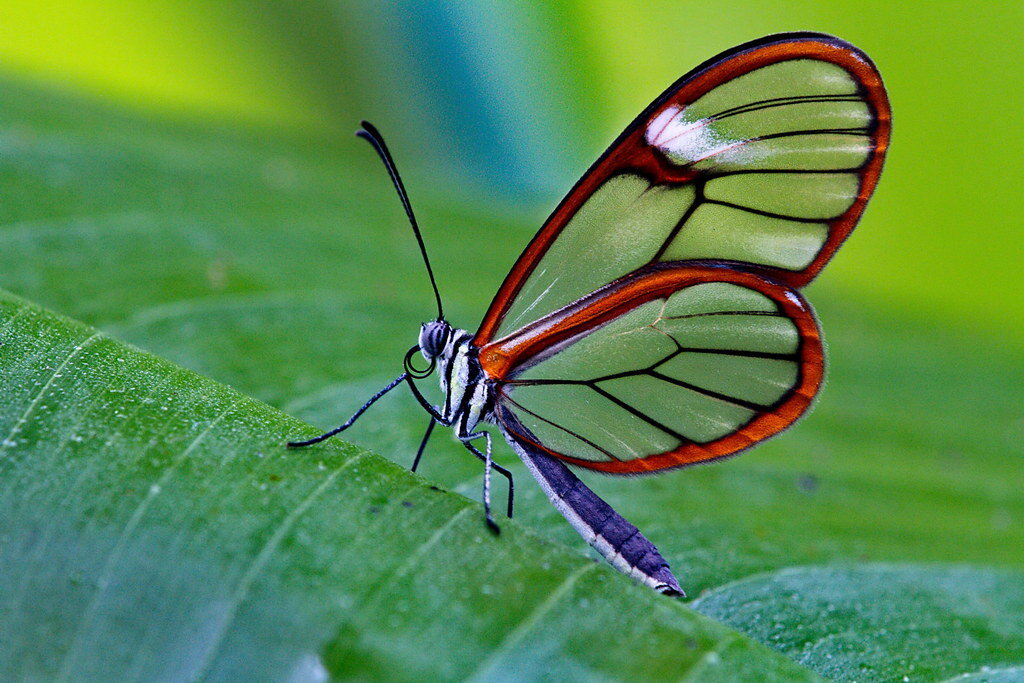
[481,265,822,473]
[476,32,889,345]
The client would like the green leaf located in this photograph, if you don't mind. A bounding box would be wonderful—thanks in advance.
[0,291,813,679]
[1,74,1022,680]
[691,565,1024,682]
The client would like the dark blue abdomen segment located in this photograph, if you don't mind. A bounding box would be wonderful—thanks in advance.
[498,408,683,596]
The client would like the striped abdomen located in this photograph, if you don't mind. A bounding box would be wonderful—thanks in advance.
[498,408,683,596]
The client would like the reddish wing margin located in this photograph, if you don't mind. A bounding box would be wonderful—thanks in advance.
[475,32,890,347]
[481,263,824,473]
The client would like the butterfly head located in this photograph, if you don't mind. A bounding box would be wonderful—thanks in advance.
[418,319,452,363]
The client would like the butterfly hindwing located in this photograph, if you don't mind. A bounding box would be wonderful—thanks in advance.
[480,264,822,473]
[476,33,889,345]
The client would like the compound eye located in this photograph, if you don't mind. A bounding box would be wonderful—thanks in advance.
[419,322,449,360]
[431,326,449,354]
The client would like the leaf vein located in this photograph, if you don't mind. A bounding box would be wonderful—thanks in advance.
[54,402,237,679]
[0,332,103,456]
[468,562,597,680]
[191,450,366,678]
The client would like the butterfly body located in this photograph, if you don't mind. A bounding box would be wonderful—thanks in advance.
[419,318,685,594]
[420,322,492,437]
[291,32,889,597]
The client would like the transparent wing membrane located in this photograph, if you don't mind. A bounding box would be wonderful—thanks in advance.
[499,176,696,335]
[476,34,886,473]
[479,35,889,343]
[485,268,823,473]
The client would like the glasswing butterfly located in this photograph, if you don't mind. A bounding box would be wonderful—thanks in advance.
[290,32,890,596]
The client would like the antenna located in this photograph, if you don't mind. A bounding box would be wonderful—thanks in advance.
[356,121,444,321]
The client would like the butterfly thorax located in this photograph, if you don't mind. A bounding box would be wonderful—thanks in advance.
[419,321,494,437]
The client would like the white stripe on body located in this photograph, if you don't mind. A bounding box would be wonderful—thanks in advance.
[437,331,487,437]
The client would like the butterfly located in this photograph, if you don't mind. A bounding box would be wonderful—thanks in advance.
[289,32,890,596]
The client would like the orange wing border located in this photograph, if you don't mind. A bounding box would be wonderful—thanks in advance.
[481,263,824,473]
[476,32,890,346]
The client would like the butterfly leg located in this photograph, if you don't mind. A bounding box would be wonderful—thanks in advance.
[410,418,436,472]
[461,436,515,520]
[458,431,499,534]
[287,372,409,447]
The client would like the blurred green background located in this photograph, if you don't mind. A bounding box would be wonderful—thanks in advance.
[1,1,1023,679]
[2,1,1022,343]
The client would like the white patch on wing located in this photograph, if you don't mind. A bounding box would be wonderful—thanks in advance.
[508,273,557,333]
[645,105,760,165]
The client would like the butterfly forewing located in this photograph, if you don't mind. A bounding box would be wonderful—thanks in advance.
[481,265,822,473]
[477,34,889,344]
